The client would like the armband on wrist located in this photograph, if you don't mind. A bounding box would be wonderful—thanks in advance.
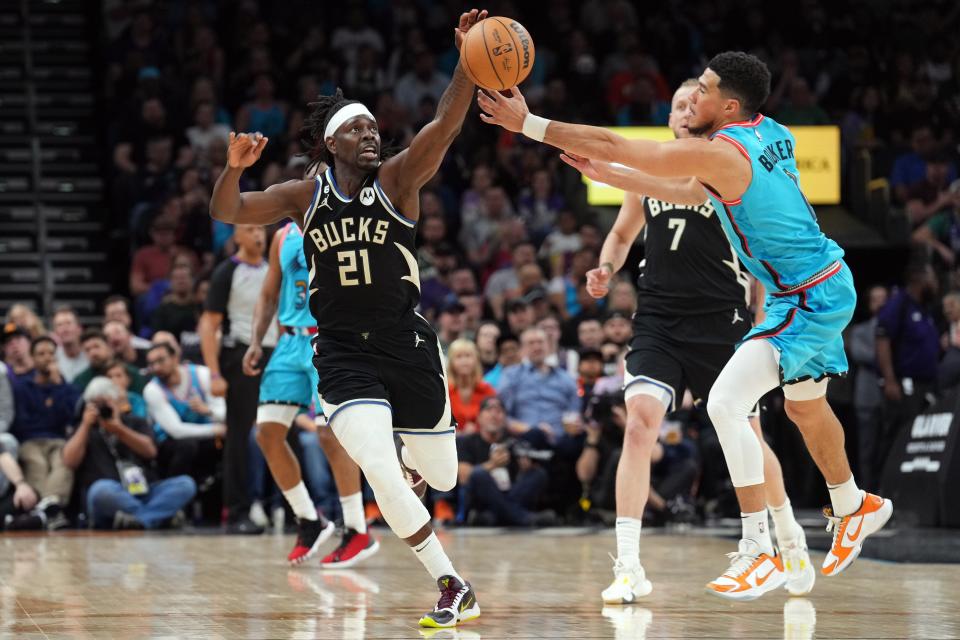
[600,262,615,275]
[521,113,551,142]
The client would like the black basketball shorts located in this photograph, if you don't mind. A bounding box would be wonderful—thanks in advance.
[312,313,454,434]
[623,307,752,411]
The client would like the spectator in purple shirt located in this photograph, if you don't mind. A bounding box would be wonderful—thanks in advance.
[875,262,941,474]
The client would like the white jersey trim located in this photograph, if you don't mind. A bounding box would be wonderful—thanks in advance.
[303,175,324,230]
[373,178,416,228]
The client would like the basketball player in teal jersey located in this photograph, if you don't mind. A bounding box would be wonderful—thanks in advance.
[211,8,486,629]
[479,51,892,601]
[567,80,813,604]
[243,219,378,569]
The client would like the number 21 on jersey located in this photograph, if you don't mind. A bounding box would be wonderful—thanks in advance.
[337,249,372,286]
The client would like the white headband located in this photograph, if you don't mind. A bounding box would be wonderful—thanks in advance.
[324,103,376,139]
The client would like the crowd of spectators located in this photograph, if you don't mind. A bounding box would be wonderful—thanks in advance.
[3,1,960,531]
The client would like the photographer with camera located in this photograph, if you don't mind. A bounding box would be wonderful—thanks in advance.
[63,376,196,529]
[578,390,699,525]
[456,396,554,527]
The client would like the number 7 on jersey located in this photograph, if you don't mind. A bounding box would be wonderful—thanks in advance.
[667,218,686,251]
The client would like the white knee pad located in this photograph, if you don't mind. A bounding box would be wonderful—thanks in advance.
[706,339,781,488]
[330,402,430,538]
[401,433,458,492]
[783,377,829,401]
[707,392,766,488]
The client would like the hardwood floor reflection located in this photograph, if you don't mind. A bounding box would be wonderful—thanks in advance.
[1,529,959,638]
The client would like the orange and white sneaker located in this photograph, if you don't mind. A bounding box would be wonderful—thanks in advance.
[821,492,893,577]
[706,539,786,601]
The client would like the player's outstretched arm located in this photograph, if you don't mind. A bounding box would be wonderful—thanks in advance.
[209,132,311,227]
[380,9,487,202]
[478,88,749,197]
[560,152,707,206]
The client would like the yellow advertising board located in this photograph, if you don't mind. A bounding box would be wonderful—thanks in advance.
[584,125,841,206]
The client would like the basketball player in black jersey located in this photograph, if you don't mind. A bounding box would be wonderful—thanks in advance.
[209,9,486,629]
[563,81,815,603]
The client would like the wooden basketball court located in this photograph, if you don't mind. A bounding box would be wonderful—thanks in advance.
[2,529,958,639]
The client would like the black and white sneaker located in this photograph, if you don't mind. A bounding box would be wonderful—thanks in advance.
[395,435,427,499]
[287,517,335,565]
[418,575,481,628]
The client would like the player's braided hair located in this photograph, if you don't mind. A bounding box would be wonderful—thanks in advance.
[707,51,771,114]
[300,88,397,175]
[301,88,355,174]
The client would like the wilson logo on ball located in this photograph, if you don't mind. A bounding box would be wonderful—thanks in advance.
[509,22,532,70]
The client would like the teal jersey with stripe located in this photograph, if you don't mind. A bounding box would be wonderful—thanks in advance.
[277,222,314,328]
[702,114,844,294]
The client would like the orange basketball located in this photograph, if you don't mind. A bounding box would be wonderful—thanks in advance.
[460,16,535,92]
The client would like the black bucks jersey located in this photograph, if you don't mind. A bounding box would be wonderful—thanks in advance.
[302,166,421,333]
[635,197,751,316]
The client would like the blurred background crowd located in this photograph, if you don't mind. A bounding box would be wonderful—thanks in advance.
[2,0,960,533]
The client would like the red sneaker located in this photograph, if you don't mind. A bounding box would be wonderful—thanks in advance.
[321,529,380,569]
[287,517,335,566]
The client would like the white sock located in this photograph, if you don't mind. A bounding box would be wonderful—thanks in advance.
[615,516,642,566]
[412,532,462,582]
[770,499,802,544]
[282,482,318,521]
[827,476,863,517]
[340,492,366,534]
[741,509,774,555]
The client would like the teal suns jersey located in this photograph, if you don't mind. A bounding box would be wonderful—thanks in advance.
[276,222,314,328]
[701,114,844,294]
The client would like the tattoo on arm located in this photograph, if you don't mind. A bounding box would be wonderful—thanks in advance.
[435,65,473,132]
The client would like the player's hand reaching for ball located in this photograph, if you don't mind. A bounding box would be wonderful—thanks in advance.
[227,132,268,169]
[585,264,614,299]
[454,8,488,50]
[477,85,529,133]
[560,152,606,183]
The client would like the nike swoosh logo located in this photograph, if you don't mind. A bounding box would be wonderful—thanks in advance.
[846,518,864,543]
[755,568,775,586]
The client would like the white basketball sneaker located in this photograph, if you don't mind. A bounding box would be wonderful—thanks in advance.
[706,538,785,601]
[779,528,816,596]
[601,555,653,604]
[821,492,893,577]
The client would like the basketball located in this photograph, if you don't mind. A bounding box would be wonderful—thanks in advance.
[460,16,535,92]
